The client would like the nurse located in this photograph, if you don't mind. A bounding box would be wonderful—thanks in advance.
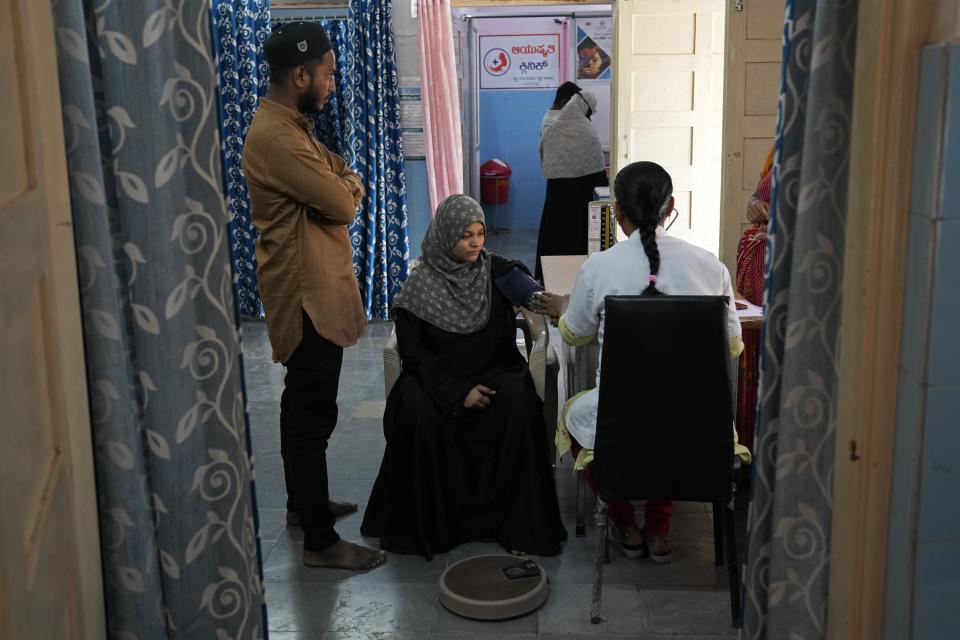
[535,161,745,563]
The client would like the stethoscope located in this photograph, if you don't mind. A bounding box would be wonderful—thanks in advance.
[665,208,680,231]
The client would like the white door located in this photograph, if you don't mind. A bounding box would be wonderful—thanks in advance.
[0,0,105,637]
[612,0,726,256]
[718,0,783,271]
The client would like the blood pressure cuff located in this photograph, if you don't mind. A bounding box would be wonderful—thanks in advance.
[494,266,545,310]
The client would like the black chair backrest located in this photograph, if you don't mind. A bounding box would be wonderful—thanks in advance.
[591,295,734,502]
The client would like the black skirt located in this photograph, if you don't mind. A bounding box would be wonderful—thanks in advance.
[534,170,608,282]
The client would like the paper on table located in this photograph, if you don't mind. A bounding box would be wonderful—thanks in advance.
[736,299,763,319]
[541,255,588,296]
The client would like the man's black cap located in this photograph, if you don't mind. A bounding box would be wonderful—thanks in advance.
[264,22,332,72]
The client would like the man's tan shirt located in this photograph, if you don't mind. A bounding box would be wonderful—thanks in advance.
[242,98,366,363]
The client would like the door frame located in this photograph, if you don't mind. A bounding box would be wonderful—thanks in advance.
[716,0,779,272]
[2,0,106,636]
[827,0,936,637]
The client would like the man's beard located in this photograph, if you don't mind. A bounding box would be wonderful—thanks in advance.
[297,84,323,114]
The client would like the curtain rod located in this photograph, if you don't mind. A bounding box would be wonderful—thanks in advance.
[464,11,610,18]
[465,14,575,19]
[272,14,349,22]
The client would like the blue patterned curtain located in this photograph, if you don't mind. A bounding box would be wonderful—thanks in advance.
[310,20,349,156]
[272,3,410,319]
[343,0,411,318]
[742,0,859,637]
[212,1,271,318]
[53,0,265,637]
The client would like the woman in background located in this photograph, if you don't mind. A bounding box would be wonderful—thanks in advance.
[535,89,608,281]
[734,146,773,452]
[540,81,582,138]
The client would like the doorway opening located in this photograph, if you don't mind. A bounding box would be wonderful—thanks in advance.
[453,4,614,270]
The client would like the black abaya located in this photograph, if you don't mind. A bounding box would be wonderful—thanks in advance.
[361,278,567,559]
[534,170,608,282]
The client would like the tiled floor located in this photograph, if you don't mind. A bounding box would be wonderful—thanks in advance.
[244,319,741,639]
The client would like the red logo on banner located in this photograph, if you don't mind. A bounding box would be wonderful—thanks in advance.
[484,48,511,76]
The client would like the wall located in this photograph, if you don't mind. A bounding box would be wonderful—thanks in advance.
[470,13,612,230]
[884,42,960,639]
[478,90,553,229]
[471,17,572,229]
[474,17,567,230]
[404,161,431,255]
[392,1,432,257]
[394,5,611,243]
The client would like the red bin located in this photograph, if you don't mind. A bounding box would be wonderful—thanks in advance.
[480,159,512,204]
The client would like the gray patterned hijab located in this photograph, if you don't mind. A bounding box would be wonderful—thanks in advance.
[393,194,492,334]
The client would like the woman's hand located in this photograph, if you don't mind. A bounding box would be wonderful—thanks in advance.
[532,291,569,322]
[746,197,770,225]
[464,384,496,410]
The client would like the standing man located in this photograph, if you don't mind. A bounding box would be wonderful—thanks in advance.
[243,22,385,571]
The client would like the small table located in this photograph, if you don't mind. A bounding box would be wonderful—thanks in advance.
[540,255,587,296]
[539,256,596,394]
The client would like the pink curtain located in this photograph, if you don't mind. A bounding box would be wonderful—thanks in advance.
[417,0,463,213]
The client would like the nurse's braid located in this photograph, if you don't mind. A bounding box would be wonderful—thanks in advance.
[613,162,674,296]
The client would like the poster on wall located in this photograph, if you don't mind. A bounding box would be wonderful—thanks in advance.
[479,34,561,90]
[403,130,426,159]
[576,18,613,81]
[399,87,425,160]
[400,96,422,130]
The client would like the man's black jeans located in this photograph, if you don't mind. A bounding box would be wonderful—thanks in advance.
[280,311,343,552]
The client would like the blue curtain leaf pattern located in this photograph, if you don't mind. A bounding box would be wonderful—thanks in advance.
[310,19,349,159]
[742,0,859,637]
[344,0,412,319]
[52,0,265,637]
[212,0,272,319]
